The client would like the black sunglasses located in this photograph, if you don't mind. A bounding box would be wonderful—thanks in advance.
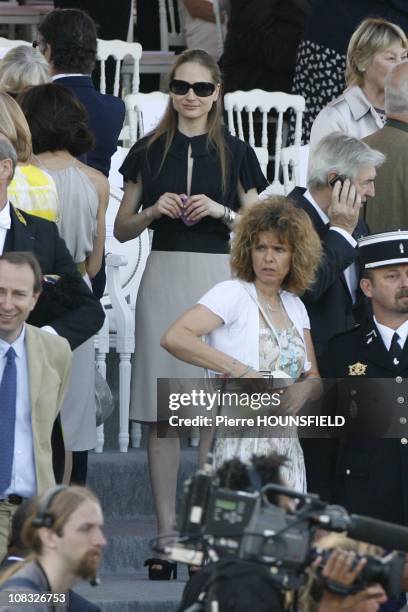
[169,79,216,97]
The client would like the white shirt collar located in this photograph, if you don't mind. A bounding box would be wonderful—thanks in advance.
[52,73,88,80]
[0,201,11,230]
[0,324,26,360]
[373,316,408,351]
[304,190,329,225]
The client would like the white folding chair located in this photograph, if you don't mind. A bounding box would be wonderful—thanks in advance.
[97,38,142,97]
[280,145,300,195]
[95,186,150,452]
[0,37,30,59]
[158,0,185,51]
[124,92,169,144]
[224,90,305,194]
[0,37,30,48]
[298,144,310,189]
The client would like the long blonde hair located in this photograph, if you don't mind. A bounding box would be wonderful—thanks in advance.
[346,17,407,87]
[0,92,32,163]
[147,49,228,193]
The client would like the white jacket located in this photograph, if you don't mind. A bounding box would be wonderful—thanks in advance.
[309,86,384,151]
[198,279,311,372]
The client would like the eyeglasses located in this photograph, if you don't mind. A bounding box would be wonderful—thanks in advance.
[169,79,216,97]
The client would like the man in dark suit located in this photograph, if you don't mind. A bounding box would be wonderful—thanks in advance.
[288,133,385,361]
[313,231,408,526]
[38,8,125,298]
[38,8,125,179]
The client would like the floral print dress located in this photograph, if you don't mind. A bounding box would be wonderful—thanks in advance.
[214,306,307,492]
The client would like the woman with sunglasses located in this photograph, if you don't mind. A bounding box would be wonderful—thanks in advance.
[114,49,267,580]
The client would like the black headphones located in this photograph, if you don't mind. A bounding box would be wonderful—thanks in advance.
[32,485,68,529]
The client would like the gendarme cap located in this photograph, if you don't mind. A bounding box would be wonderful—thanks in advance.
[358,230,408,269]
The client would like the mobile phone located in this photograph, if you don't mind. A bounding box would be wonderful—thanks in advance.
[328,174,346,188]
[179,194,199,227]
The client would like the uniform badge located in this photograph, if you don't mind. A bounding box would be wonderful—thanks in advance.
[13,206,27,226]
[348,362,367,376]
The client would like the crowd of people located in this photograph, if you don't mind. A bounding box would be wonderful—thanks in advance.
[0,2,407,611]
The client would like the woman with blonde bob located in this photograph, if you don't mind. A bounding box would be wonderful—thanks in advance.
[0,45,49,98]
[162,197,322,492]
[0,92,58,221]
[310,17,407,150]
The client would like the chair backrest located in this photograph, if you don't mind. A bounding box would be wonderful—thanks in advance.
[0,37,30,59]
[0,37,30,48]
[224,90,305,193]
[103,186,150,310]
[108,146,129,189]
[280,145,299,195]
[253,147,269,181]
[158,0,185,51]
[97,38,142,97]
[124,92,169,143]
[298,144,309,189]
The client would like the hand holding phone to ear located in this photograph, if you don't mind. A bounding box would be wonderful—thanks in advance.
[327,178,362,235]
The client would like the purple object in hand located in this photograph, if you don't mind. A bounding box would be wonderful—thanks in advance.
[180,194,199,226]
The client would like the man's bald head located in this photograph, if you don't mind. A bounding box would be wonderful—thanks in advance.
[385,61,408,116]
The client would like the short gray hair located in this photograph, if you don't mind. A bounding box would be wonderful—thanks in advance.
[307,133,385,191]
[0,45,50,96]
[385,62,408,114]
[0,135,17,180]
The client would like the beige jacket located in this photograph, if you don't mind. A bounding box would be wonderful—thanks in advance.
[309,86,384,151]
[25,325,72,493]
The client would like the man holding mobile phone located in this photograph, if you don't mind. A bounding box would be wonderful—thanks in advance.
[289,133,385,500]
[289,132,385,361]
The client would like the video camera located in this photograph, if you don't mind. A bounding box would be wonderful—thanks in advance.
[163,460,408,596]
[315,549,405,598]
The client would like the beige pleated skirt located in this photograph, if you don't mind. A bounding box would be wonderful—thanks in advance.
[130,250,231,422]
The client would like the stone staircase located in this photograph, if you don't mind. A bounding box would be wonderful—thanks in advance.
[74,426,198,610]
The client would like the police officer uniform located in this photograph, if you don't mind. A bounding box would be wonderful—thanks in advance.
[306,231,408,526]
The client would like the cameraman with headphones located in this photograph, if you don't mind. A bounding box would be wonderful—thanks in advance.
[0,485,105,611]
[179,453,289,612]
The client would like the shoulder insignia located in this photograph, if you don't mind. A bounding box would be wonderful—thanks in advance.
[365,328,377,345]
[348,362,367,376]
[13,207,27,226]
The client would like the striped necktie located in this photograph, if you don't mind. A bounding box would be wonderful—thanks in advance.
[0,347,17,493]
